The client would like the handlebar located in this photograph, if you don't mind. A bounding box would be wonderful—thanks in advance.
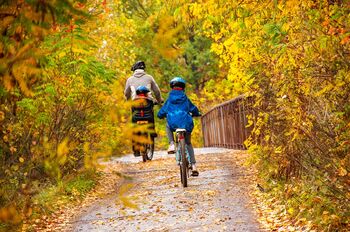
[190,113,202,117]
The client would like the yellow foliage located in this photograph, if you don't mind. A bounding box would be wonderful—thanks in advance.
[337,167,347,177]
[57,138,69,165]
[3,73,13,91]
[0,205,21,224]
[152,16,184,59]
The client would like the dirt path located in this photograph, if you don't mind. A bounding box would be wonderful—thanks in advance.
[71,148,263,232]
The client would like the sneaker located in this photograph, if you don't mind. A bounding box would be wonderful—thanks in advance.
[191,164,199,176]
[167,143,175,154]
[191,169,199,176]
[133,151,140,157]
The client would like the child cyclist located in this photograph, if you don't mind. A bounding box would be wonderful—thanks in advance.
[157,77,201,176]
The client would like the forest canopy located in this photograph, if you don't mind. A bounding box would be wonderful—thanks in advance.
[0,0,349,231]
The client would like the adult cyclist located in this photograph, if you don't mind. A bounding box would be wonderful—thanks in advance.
[124,61,162,156]
[124,61,163,104]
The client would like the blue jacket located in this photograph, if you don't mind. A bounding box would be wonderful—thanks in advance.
[157,90,200,132]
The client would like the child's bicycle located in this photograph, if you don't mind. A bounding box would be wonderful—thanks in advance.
[175,128,191,187]
[131,98,157,162]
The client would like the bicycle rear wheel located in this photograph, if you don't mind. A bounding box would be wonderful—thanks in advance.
[142,145,147,162]
[146,137,154,160]
[179,138,188,187]
[141,134,155,162]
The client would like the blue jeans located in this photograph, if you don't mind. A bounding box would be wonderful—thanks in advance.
[166,123,196,164]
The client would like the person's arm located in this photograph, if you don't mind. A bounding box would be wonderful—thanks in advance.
[150,76,163,103]
[124,78,131,100]
[157,100,168,119]
[188,99,201,116]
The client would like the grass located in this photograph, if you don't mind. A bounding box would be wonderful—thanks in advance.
[34,171,98,213]
[0,223,11,232]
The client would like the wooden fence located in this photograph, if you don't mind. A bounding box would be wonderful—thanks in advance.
[201,95,253,149]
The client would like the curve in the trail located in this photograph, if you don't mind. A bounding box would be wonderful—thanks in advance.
[72,148,263,232]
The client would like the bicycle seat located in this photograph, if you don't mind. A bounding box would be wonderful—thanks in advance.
[175,128,186,133]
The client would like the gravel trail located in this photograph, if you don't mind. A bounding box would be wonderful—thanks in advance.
[72,148,262,232]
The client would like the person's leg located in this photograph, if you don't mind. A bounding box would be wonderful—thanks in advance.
[185,132,195,164]
[185,132,198,176]
[166,122,175,153]
[166,123,175,143]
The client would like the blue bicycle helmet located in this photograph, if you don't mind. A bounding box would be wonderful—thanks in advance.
[170,77,186,89]
[136,85,150,95]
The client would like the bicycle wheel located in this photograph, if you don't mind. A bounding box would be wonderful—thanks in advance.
[180,165,183,184]
[142,145,147,162]
[146,137,154,160]
[180,138,188,187]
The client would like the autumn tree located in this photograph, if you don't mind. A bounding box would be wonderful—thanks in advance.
[0,0,124,227]
[176,0,350,229]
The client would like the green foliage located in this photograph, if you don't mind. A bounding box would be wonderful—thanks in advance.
[0,1,125,228]
[114,0,220,91]
[64,173,96,196]
[110,0,220,148]
[0,0,88,96]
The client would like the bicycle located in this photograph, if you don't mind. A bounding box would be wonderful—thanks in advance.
[175,128,191,187]
[134,121,155,162]
[132,98,157,162]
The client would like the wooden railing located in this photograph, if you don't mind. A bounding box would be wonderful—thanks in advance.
[201,95,253,149]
